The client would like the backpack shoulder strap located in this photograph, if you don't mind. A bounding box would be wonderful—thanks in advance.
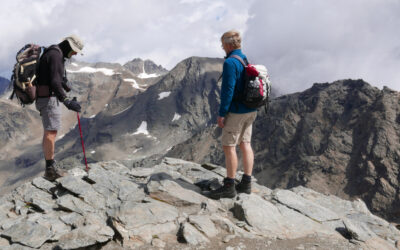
[42,45,62,57]
[229,54,249,66]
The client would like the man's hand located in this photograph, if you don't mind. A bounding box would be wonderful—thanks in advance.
[63,97,81,112]
[217,116,225,128]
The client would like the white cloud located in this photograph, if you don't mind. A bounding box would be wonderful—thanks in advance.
[245,0,400,93]
[0,0,251,77]
[3,0,399,93]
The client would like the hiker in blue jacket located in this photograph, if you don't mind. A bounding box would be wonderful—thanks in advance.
[205,30,257,199]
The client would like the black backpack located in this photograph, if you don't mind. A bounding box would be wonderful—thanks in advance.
[230,55,271,110]
[9,44,45,105]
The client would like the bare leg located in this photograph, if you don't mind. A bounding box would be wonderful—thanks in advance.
[239,142,254,176]
[43,130,57,160]
[223,145,238,179]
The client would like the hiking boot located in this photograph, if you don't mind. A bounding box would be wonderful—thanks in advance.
[203,178,236,200]
[44,161,67,181]
[236,180,252,194]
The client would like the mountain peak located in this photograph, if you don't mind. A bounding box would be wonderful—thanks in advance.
[124,58,168,76]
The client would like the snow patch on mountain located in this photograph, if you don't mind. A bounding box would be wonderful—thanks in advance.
[131,121,149,136]
[137,63,159,78]
[124,78,145,90]
[172,113,181,122]
[158,91,171,100]
[138,72,159,78]
[67,67,115,76]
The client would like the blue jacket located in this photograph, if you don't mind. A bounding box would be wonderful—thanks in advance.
[219,49,257,117]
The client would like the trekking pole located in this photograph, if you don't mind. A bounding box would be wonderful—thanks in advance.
[77,112,89,172]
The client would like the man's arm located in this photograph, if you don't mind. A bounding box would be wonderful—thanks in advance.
[219,59,236,118]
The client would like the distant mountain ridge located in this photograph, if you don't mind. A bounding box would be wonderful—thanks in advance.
[0,76,10,95]
[167,79,400,223]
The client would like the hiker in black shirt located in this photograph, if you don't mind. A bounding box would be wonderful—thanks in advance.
[36,35,84,181]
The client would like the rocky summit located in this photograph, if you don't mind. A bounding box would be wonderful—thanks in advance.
[167,79,400,224]
[0,157,399,249]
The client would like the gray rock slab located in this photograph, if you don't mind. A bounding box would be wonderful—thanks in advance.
[233,194,288,237]
[182,222,210,245]
[174,162,223,184]
[101,240,125,250]
[364,236,399,250]
[56,224,114,249]
[201,162,220,170]
[118,179,145,202]
[24,212,71,241]
[110,199,179,245]
[31,177,56,194]
[1,217,25,231]
[189,215,219,238]
[343,218,376,242]
[110,199,179,229]
[291,186,370,216]
[0,236,10,246]
[275,204,341,239]
[346,212,400,242]
[96,160,130,175]
[56,175,107,210]
[11,183,36,201]
[87,164,142,205]
[59,212,84,228]
[2,221,52,248]
[56,175,93,196]
[152,238,166,248]
[127,221,177,243]
[163,157,202,168]
[23,188,55,213]
[67,167,88,178]
[130,167,155,178]
[273,189,339,222]
[56,194,95,215]
[92,183,121,210]
[1,244,35,250]
[252,182,273,198]
[210,214,258,239]
[147,177,208,208]
[13,200,28,216]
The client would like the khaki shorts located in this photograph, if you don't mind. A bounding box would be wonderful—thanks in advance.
[222,112,257,146]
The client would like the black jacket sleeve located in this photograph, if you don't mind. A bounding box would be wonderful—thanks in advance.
[47,50,67,101]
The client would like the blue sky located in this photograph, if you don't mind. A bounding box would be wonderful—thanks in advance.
[1,0,400,94]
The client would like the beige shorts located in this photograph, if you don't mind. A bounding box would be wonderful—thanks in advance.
[222,112,257,146]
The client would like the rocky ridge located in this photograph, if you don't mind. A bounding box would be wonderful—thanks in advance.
[167,79,400,223]
[0,157,399,249]
[0,76,10,96]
